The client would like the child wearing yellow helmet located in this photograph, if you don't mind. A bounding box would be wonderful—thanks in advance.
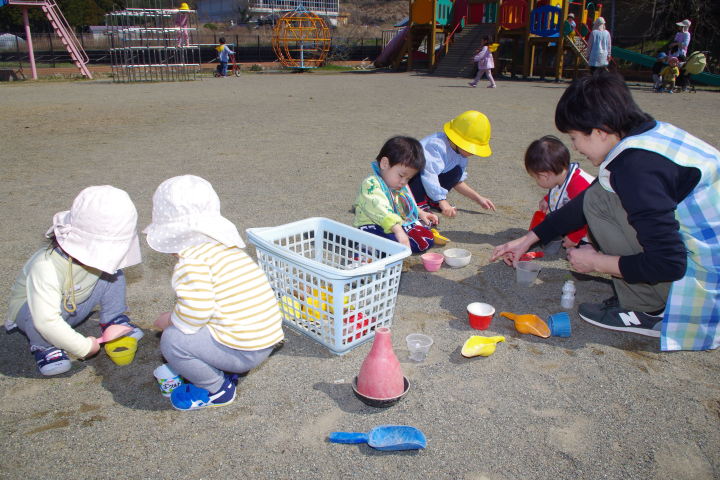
[175,3,191,47]
[409,111,496,218]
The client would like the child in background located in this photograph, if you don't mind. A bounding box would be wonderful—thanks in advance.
[651,52,667,91]
[146,175,284,411]
[215,37,234,77]
[524,135,595,248]
[409,110,496,218]
[468,36,497,88]
[6,186,143,376]
[660,56,680,93]
[353,136,439,252]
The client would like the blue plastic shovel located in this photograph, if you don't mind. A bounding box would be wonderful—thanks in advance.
[328,425,427,451]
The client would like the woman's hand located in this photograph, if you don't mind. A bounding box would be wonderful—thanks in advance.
[566,244,599,273]
[491,231,539,267]
[154,311,172,331]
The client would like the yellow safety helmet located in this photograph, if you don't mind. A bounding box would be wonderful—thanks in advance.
[179,2,190,10]
[443,110,492,157]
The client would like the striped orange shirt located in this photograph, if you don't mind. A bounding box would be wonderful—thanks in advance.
[170,242,283,350]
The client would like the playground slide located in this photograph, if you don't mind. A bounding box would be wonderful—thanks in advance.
[374,26,408,68]
[612,46,720,87]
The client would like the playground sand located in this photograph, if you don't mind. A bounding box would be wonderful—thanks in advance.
[0,73,719,480]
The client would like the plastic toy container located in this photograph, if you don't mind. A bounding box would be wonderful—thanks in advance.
[246,217,411,355]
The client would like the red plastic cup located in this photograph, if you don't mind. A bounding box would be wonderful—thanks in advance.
[467,302,495,330]
[529,210,546,230]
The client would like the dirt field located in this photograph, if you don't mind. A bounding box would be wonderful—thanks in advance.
[1,72,719,480]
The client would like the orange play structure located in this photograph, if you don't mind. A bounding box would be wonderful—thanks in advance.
[272,6,332,69]
[377,0,602,80]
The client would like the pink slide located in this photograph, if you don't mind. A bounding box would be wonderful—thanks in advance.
[374,26,409,68]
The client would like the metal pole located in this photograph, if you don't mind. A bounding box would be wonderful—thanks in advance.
[22,7,38,80]
[49,33,55,68]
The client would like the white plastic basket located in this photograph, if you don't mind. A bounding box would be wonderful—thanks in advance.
[246,217,411,355]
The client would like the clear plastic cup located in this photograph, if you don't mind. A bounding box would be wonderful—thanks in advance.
[516,261,541,286]
[406,333,433,362]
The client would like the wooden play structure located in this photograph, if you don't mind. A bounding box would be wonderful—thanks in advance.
[1,0,92,79]
[376,0,603,81]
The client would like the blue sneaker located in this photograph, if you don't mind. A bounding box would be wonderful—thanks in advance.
[33,347,71,376]
[100,314,144,341]
[170,374,238,411]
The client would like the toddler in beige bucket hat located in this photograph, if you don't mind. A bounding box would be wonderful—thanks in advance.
[146,175,284,411]
[7,185,143,376]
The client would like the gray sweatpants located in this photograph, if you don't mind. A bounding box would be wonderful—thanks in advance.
[15,270,129,351]
[160,325,273,393]
[583,182,672,312]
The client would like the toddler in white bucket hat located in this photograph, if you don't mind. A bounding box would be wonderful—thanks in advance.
[6,186,143,376]
[146,175,284,410]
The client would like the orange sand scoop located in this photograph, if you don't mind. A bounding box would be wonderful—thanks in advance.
[461,335,505,357]
[500,312,551,338]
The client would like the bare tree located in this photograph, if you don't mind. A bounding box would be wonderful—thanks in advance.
[624,0,719,55]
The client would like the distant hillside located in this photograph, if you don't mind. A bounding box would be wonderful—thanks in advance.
[341,0,407,27]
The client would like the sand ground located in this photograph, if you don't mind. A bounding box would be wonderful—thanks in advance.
[1,72,719,480]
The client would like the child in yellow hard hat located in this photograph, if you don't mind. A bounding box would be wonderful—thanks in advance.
[409,111,496,218]
[175,3,191,47]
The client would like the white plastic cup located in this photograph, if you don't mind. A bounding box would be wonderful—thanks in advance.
[406,333,433,362]
[516,261,541,286]
[153,364,183,397]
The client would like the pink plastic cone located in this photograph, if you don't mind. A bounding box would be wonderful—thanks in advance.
[356,327,405,399]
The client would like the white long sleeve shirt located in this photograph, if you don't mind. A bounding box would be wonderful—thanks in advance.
[7,248,98,357]
[419,132,469,201]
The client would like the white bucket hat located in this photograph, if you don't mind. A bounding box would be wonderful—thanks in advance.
[47,185,141,274]
[144,175,244,254]
[676,19,691,27]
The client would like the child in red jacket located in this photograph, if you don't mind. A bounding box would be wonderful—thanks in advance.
[525,135,595,248]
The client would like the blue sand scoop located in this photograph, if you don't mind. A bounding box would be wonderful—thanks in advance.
[328,425,427,451]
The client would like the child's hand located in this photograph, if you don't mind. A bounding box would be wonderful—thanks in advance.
[562,237,578,249]
[439,200,457,218]
[154,311,172,331]
[85,337,100,358]
[476,196,496,211]
[538,198,549,213]
[397,231,411,250]
[391,224,412,250]
[419,210,439,226]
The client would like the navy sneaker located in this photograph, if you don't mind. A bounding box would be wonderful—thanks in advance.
[33,347,71,376]
[100,314,144,341]
[578,302,663,337]
[170,374,238,411]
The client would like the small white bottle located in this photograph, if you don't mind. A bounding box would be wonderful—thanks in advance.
[561,280,576,309]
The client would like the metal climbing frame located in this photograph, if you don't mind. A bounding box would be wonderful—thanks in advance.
[106,0,200,82]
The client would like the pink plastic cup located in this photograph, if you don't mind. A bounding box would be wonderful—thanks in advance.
[421,252,444,272]
[467,302,495,330]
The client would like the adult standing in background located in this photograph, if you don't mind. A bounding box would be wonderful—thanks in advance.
[668,19,691,58]
[587,17,611,72]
